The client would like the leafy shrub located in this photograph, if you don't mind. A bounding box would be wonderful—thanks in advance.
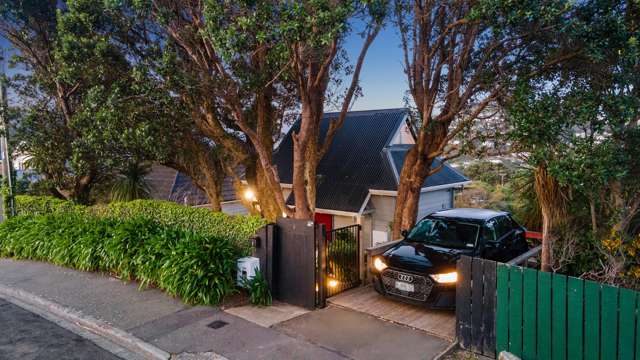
[96,200,265,254]
[14,196,266,255]
[0,213,239,305]
[14,195,81,217]
[241,270,272,307]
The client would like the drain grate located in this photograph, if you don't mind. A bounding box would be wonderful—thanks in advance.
[207,320,228,329]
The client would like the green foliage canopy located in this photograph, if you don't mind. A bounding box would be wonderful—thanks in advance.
[1,0,181,203]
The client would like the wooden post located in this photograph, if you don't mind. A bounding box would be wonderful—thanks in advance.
[0,69,15,219]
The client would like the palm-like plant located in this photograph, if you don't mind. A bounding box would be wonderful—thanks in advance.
[109,162,151,202]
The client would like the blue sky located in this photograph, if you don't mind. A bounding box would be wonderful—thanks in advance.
[341,23,409,111]
[1,22,409,111]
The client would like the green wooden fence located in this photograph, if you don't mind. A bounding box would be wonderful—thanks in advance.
[496,264,640,360]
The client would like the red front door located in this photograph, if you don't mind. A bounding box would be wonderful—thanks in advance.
[314,212,333,233]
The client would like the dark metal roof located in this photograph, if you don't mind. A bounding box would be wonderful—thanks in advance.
[169,169,241,206]
[274,108,407,213]
[274,108,470,213]
[429,208,508,221]
[387,145,469,188]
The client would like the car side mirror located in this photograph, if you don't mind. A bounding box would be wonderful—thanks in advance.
[401,230,408,238]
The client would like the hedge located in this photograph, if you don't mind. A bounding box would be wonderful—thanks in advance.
[0,213,239,305]
[13,195,82,216]
[14,195,266,254]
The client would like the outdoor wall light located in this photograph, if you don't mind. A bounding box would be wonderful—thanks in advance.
[430,272,458,284]
[244,188,256,202]
[373,257,388,272]
[328,278,339,288]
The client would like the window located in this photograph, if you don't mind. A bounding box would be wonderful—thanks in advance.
[407,217,480,249]
[495,216,514,240]
[483,220,497,242]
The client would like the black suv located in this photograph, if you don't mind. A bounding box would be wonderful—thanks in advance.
[372,208,528,309]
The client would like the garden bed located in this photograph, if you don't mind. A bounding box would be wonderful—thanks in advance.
[0,196,266,306]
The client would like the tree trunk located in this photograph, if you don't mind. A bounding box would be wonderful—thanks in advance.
[304,131,319,214]
[534,164,565,272]
[175,165,224,212]
[540,209,554,272]
[252,90,282,221]
[44,172,69,200]
[589,196,598,235]
[201,161,223,211]
[391,146,435,239]
[49,187,68,200]
[291,97,322,220]
[72,174,93,205]
[391,121,447,239]
[256,168,282,220]
[163,134,225,212]
[202,186,222,212]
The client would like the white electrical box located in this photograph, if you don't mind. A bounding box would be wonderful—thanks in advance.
[237,256,260,287]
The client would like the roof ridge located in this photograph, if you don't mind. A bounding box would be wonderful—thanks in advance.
[321,107,407,117]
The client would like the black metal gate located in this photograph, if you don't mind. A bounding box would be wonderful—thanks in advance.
[325,224,361,297]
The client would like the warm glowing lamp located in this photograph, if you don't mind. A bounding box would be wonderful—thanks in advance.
[244,189,256,202]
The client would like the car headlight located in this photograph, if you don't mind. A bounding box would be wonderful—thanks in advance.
[373,257,388,272]
[430,272,458,284]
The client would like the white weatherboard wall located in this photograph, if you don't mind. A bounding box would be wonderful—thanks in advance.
[221,201,249,215]
[333,214,356,229]
[417,189,453,219]
[389,122,415,145]
[367,189,454,243]
[369,195,395,242]
[330,214,367,247]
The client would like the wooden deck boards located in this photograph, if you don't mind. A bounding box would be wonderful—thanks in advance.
[327,285,456,341]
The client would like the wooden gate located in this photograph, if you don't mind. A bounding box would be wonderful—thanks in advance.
[253,219,325,310]
[325,224,361,298]
[456,255,498,357]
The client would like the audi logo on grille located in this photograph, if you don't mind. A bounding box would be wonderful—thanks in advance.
[397,273,414,282]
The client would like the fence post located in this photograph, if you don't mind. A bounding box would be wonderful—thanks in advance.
[252,223,275,295]
[456,256,472,349]
[316,223,327,308]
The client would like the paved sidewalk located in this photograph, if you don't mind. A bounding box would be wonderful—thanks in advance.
[0,259,452,360]
[0,259,343,360]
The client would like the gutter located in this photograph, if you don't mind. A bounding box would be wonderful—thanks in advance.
[368,181,472,197]
[315,208,360,217]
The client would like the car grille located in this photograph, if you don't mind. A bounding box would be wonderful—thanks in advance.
[381,269,434,302]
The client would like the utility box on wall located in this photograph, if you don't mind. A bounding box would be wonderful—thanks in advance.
[237,256,260,286]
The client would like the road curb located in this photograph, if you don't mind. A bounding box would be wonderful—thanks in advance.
[0,283,171,360]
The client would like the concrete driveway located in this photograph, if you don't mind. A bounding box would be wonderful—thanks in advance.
[274,306,451,360]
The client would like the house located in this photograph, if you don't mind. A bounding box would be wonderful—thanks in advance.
[272,108,470,248]
[145,164,247,215]
[158,108,469,249]
[0,149,34,180]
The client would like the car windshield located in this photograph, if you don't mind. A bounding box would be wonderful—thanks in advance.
[406,217,479,249]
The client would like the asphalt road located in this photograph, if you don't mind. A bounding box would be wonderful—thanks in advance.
[0,299,121,360]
